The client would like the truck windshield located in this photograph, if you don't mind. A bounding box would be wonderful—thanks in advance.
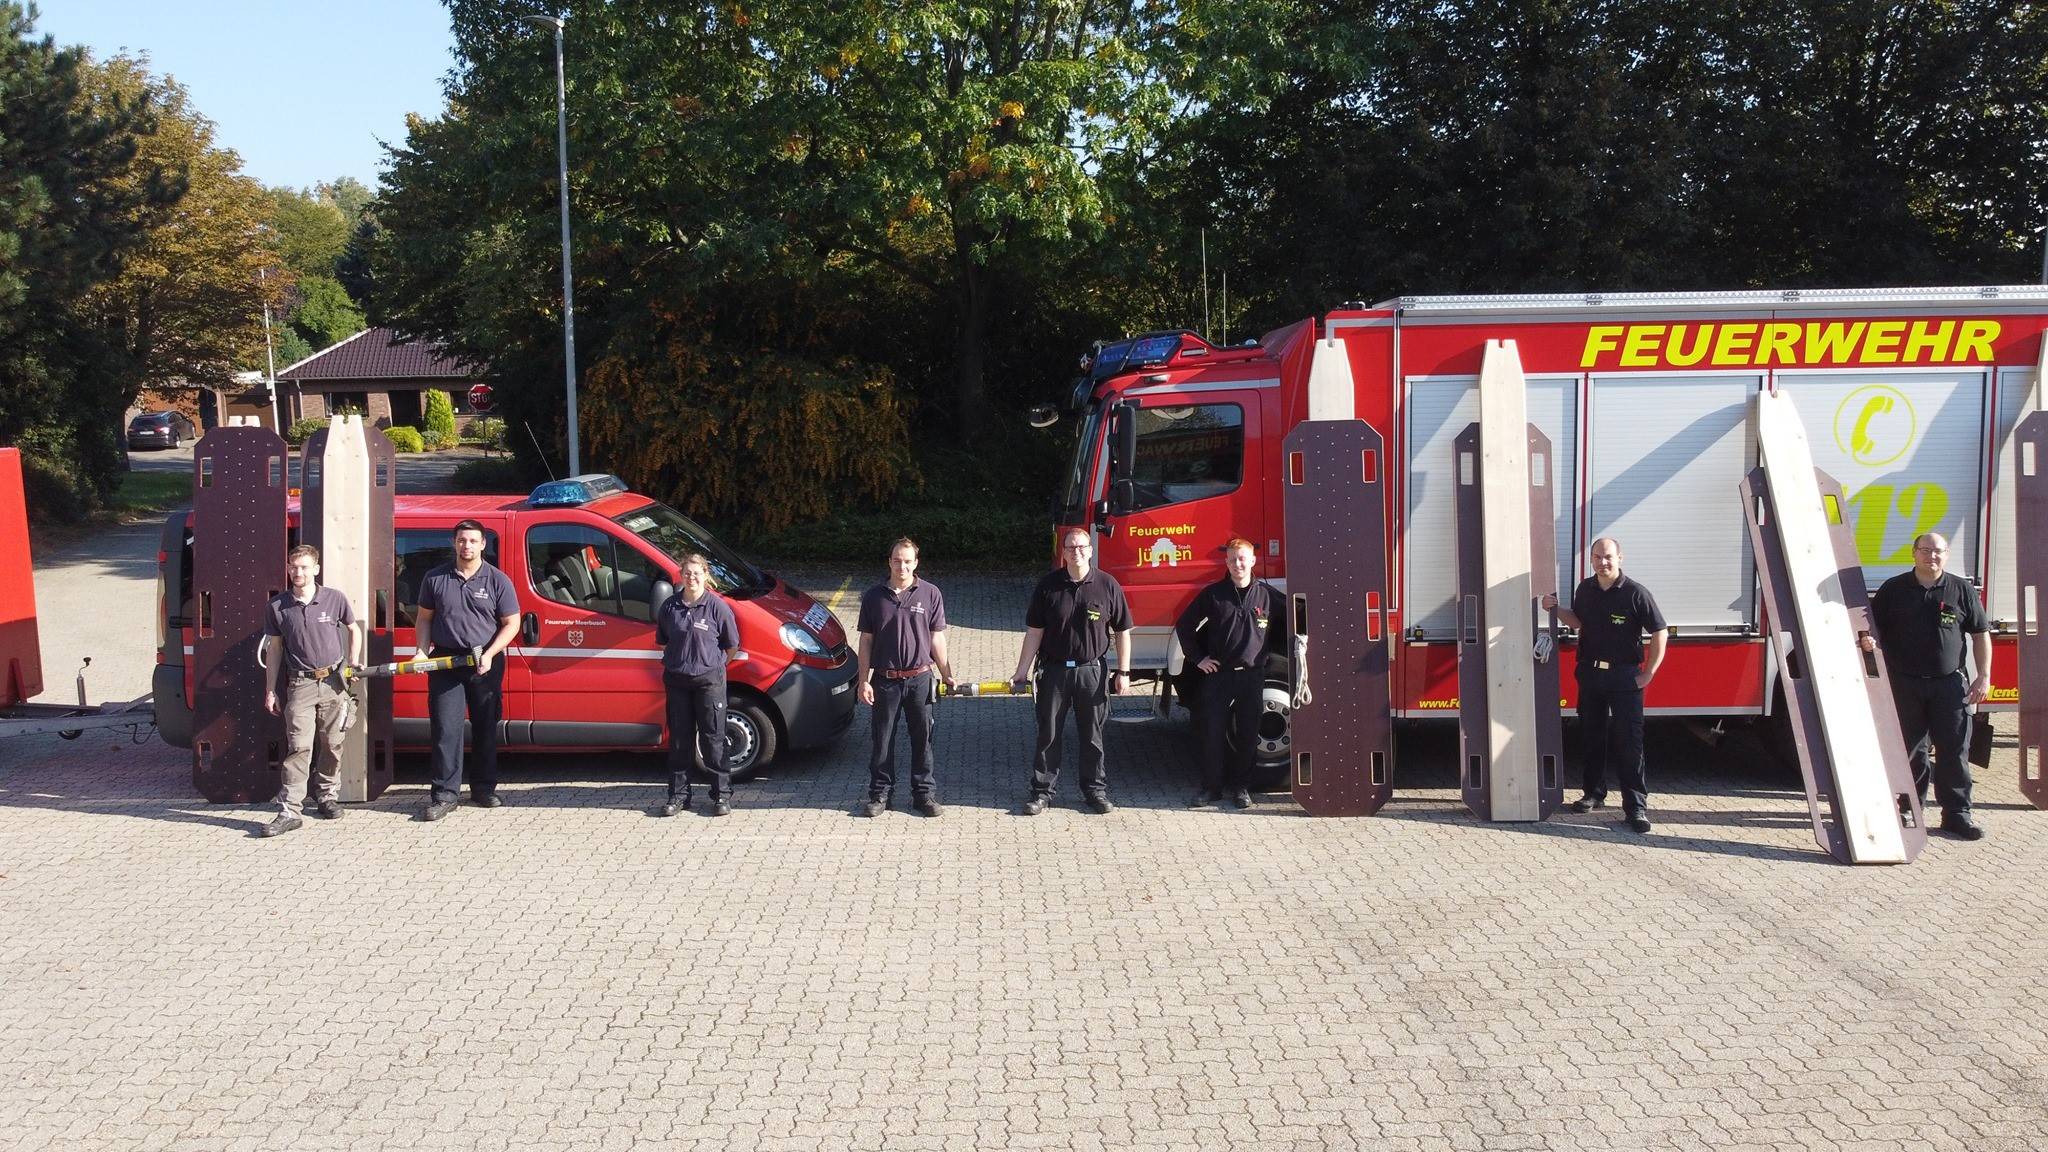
[613,503,770,596]
[1059,405,1102,517]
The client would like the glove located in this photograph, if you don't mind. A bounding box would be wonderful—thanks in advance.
[1290,633,1313,708]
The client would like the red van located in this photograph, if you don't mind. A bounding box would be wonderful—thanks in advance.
[154,475,857,775]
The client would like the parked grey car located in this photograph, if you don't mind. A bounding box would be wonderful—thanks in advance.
[127,411,198,449]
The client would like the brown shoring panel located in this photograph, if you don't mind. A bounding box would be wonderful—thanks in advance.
[1281,419,1393,816]
[1525,427,1565,818]
[1454,423,1492,819]
[190,426,289,802]
[365,430,396,799]
[2014,411,2048,808]
[1742,464,1925,863]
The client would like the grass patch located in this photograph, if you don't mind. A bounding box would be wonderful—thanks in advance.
[112,471,192,519]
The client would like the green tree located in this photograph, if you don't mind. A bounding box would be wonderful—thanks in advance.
[264,185,350,280]
[0,3,163,505]
[288,273,364,349]
[77,55,278,392]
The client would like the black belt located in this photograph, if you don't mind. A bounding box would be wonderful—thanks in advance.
[1584,659,1638,671]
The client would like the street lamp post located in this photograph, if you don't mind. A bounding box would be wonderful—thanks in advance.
[521,13,580,476]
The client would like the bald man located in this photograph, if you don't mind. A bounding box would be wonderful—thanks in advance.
[1544,537,1667,833]
[1863,532,1991,841]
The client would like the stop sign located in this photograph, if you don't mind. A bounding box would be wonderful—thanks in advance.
[466,383,495,413]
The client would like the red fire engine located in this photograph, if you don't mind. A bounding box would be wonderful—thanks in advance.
[1046,287,2048,777]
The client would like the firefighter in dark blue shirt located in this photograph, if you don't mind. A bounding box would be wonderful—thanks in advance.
[1861,532,1991,841]
[856,538,955,817]
[1543,537,1668,834]
[655,552,743,817]
[1174,537,1284,809]
[412,519,521,823]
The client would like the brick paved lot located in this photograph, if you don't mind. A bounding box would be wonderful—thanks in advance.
[5,564,2048,1151]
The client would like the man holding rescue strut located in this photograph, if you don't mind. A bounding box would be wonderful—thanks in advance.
[1174,537,1284,809]
[412,519,521,822]
[655,552,742,818]
[1013,527,1133,815]
[856,537,955,818]
[258,544,361,837]
[1861,531,1991,841]
[1543,537,1668,834]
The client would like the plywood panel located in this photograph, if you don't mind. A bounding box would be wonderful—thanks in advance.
[1479,341,1540,822]
[1282,419,1392,816]
[1753,390,1911,863]
[190,426,289,803]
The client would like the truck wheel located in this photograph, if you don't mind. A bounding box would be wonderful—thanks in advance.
[724,698,778,780]
[1235,676,1294,791]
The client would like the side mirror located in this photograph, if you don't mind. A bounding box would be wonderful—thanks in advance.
[649,579,673,615]
[1108,403,1137,481]
[1108,479,1136,516]
[1025,404,1058,429]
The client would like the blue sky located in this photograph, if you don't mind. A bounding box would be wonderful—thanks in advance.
[33,1,459,192]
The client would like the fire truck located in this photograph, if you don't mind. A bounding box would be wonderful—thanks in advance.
[1047,287,2048,777]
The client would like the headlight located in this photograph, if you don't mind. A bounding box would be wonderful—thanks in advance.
[779,622,826,655]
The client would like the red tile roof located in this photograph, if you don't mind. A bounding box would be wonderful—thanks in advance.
[277,327,483,382]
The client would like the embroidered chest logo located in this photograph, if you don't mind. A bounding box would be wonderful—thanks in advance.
[1086,608,1102,621]
[1610,613,1628,625]
[692,620,711,632]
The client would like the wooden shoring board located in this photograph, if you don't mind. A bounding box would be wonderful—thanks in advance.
[190,426,289,803]
[1454,422,1564,821]
[1281,419,1392,816]
[1748,389,1917,863]
[301,417,382,801]
[2013,410,2048,808]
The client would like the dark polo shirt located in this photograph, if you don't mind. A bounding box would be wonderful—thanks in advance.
[1872,570,1988,678]
[858,579,947,671]
[656,591,739,677]
[1570,573,1667,668]
[264,585,354,672]
[1026,566,1131,664]
[419,562,519,652]
[1175,577,1282,670]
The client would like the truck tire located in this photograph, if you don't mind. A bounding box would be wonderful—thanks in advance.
[724,697,778,780]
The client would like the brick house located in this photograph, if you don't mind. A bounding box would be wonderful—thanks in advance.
[276,327,489,432]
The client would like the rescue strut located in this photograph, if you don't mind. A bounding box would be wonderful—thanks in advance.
[344,648,483,680]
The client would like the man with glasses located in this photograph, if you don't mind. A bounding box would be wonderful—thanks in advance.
[1012,528,1132,814]
[1862,532,1991,841]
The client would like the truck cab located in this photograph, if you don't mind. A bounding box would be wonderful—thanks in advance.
[155,475,857,775]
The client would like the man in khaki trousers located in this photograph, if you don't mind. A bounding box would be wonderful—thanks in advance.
[260,544,362,837]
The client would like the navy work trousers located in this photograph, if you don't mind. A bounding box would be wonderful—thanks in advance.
[868,670,936,801]
[1890,671,1972,815]
[1200,665,1264,792]
[427,659,503,803]
[1030,662,1109,800]
[665,670,729,802]
[1577,663,1647,816]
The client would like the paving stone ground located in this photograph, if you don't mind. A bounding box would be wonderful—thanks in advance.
[4,549,2047,1150]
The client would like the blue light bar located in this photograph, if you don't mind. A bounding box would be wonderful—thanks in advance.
[529,473,630,507]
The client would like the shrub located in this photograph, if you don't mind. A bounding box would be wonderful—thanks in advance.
[466,416,506,448]
[383,425,425,453]
[423,429,460,451]
[450,455,534,493]
[422,388,458,443]
[19,451,91,524]
[284,417,327,446]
